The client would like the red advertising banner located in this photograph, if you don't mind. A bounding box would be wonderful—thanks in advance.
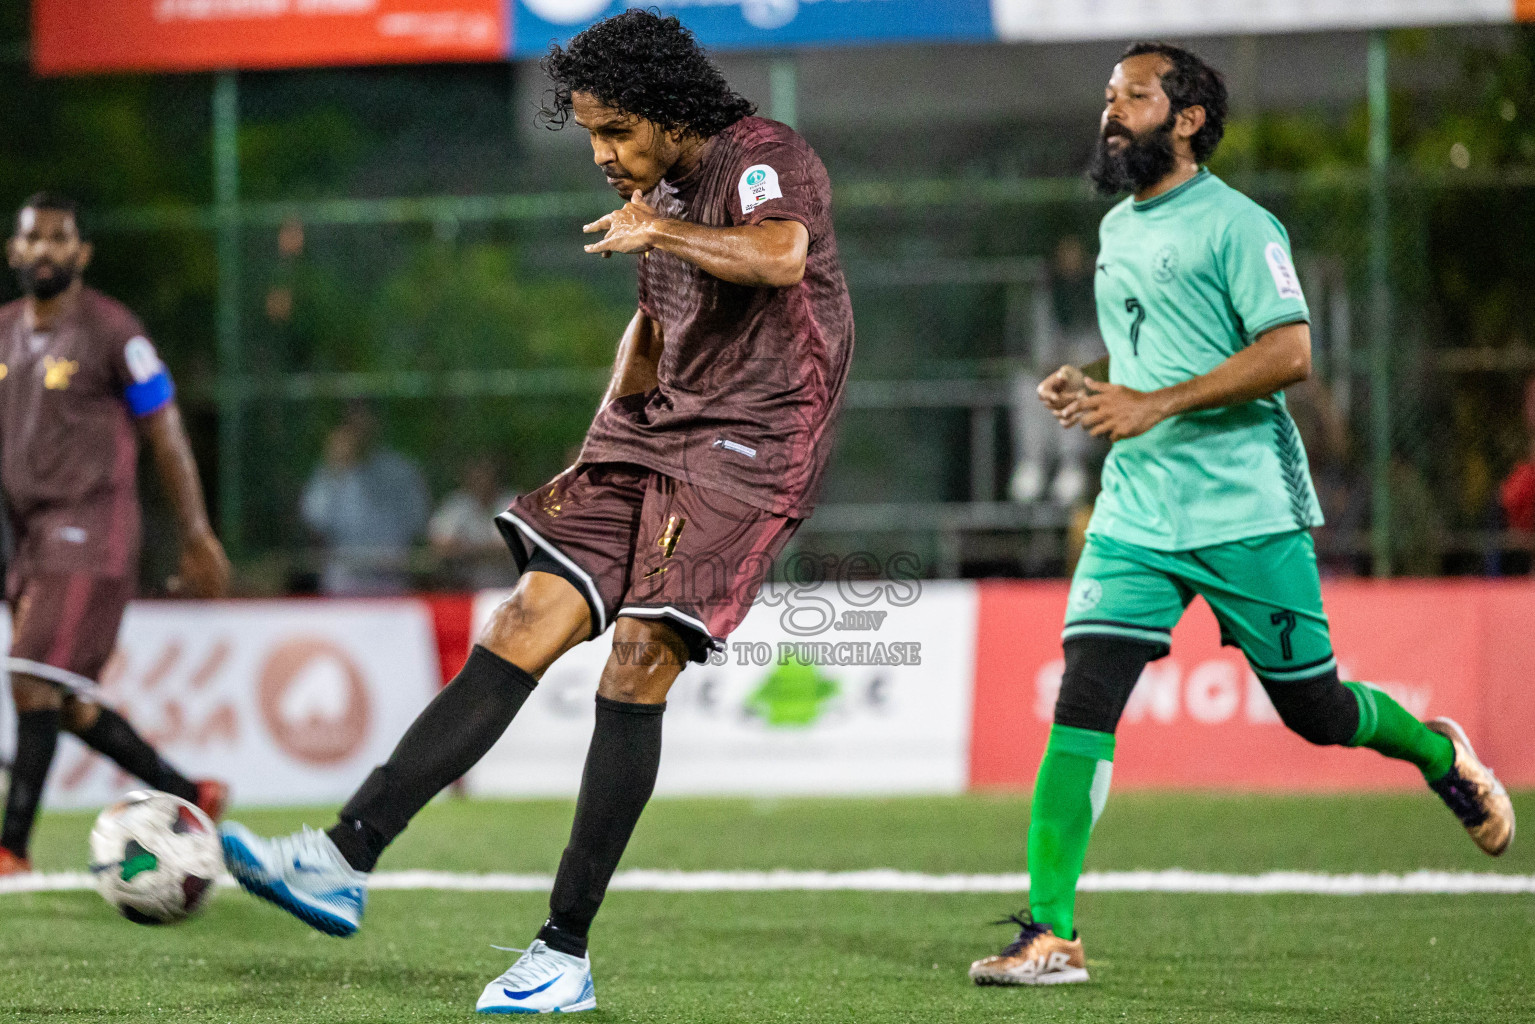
[971,579,1535,791]
[34,1,509,76]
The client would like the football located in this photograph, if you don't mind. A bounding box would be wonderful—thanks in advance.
[88,790,222,925]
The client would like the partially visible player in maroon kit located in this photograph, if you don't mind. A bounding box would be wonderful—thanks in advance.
[0,194,232,876]
[217,11,853,1013]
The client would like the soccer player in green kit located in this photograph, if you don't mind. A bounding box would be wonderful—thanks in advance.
[969,42,1515,987]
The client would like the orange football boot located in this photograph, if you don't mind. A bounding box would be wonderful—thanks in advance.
[194,780,230,823]
[0,846,32,876]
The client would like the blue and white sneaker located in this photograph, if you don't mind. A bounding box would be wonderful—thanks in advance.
[219,822,367,937]
[476,940,596,1014]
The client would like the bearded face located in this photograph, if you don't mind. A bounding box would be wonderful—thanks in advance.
[1088,111,1179,197]
[14,249,81,300]
[9,207,87,301]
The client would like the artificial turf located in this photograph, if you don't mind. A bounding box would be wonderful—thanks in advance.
[4,792,1532,1022]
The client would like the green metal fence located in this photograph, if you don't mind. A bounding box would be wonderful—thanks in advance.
[13,28,1535,586]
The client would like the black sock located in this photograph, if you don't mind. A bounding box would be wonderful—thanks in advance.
[328,645,537,872]
[1,709,63,858]
[74,708,197,802]
[539,696,666,957]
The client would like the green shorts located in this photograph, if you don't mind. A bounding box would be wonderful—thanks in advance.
[1063,530,1335,683]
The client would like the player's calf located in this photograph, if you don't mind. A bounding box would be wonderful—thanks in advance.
[63,698,211,807]
[1261,671,1359,747]
[0,702,62,863]
[1270,675,1514,855]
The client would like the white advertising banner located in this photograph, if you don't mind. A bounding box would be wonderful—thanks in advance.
[992,0,1513,41]
[466,581,978,798]
[26,601,440,810]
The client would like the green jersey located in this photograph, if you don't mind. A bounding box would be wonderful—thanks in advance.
[1088,168,1323,551]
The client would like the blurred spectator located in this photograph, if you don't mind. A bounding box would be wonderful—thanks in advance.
[300,404,430,596]
[1010,235,1102,507]
[429,455,519,590]
[1498,376,1535,533]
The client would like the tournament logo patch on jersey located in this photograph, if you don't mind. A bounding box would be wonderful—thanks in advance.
[1151,244,1180,283]
[124,335,165,384]
[1264,242,1304,300]
[738,164,783,215]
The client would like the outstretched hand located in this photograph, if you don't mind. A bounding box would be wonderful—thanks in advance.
[584,194,661,258]
[1075,379,1169,442]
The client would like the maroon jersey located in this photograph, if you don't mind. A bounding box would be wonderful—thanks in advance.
[0,288,169,583]
[579,116,854,518]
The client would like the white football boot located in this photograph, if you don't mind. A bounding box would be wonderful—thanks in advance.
[220,822,368,937]
[476,940,596,1014]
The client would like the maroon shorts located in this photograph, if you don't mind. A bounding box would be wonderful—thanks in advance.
[7,573,132,691]
[499,462,799,662]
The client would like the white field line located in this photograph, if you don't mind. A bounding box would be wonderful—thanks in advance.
[5,868,1535,896]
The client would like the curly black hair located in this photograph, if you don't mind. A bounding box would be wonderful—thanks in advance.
[1122,41,1228,162]
[539,9,755,138]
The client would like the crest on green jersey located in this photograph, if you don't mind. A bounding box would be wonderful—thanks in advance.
[1152,244,1180,282]
[1069,579,1104,612]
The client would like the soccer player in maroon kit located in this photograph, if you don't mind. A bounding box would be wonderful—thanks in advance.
[219,11,853,1013]
[0,194,232,876]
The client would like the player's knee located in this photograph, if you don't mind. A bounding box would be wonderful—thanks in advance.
[1263,670,1357,746]
[479,590,537,648]
[1053,636,1163,734]
[598,618,687,704]
[59,695,102,734]
[596,668,665,705]
[477,573,592,676]
[10,674,63,712]
[597,660,679,703]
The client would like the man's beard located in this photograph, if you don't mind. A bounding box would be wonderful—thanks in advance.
[14,259,77,300]
[1089,115,1179,196]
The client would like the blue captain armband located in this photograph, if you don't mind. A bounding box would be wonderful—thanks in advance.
[125,371,175,417]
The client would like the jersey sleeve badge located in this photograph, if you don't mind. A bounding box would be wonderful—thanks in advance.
[124,335,164,383]
[738,164,783,215]
[1264,242,1304,300]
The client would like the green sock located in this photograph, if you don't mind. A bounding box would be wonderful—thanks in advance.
[1026,724,1115,940]
[1344,681,1454,782]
